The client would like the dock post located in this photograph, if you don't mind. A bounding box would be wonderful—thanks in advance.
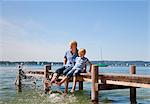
[91,65,99,103]
[15,65,22,92]
[130,65,137,104]
[79,81,83,90]
[17,68,22,92]
[44,64,51,92]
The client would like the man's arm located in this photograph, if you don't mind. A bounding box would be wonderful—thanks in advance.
[64,58,67,65]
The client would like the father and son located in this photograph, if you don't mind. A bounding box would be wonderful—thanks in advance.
[45,40,92,95]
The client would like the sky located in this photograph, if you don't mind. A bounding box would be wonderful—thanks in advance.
[0,0,149,61]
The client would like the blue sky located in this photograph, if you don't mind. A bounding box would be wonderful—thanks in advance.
[0,0,149,61]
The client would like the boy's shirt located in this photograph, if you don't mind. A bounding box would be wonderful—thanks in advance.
[64,49,78,67]
[72,56,90,71]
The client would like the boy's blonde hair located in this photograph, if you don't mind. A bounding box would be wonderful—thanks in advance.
[79,48,86,55]
[69,40,77,47]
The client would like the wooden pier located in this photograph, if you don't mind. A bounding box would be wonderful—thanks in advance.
[15,64,150,104]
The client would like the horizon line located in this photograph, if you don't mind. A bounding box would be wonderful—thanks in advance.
[0,60,150,62]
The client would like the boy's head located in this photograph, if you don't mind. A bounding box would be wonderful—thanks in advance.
[78,48,86,57]
[69,40,77,51]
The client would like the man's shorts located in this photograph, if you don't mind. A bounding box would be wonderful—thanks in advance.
[55,66,73,76]
[66,69,82,79]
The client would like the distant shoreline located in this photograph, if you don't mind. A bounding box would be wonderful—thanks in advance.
[0,61,150,67]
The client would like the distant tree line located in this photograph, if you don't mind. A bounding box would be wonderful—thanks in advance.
[0,61,150,67]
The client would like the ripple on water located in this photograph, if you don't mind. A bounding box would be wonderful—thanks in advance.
[1,66,150,104]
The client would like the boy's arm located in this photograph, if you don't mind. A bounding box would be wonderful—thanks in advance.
[83,64,87,73]
[88,61,92,73]
[84,59,92,73]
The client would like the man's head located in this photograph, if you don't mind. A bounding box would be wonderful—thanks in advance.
[78,48,86,57]
[69,40,77,51]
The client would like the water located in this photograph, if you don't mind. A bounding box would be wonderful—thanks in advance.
[0,65,150,104]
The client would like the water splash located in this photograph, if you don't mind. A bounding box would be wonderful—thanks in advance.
[46,93,78,104]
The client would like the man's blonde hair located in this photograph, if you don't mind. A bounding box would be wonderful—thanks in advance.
[79,48,86,55]
[69,40,77,47]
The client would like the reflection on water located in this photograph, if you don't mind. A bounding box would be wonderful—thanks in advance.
[0,65,150,104]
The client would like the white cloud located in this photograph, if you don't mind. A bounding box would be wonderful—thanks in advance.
[0,18,149,61]
[0,19,67,61]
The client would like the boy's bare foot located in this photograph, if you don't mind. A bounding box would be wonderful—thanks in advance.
[70,90,75,95]
[63,92,67,97]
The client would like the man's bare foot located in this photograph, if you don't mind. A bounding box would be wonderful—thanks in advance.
[44,79,50,84]
[48,90,52,94]
[44,79,47,83]
[54,80,58,84]
[56,82,61,86]
[45,80,52,87]
[47,82,52,87]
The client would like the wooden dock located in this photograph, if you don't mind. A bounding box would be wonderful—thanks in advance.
[15,64,150,104]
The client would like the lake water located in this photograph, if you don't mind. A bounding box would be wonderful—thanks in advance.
[0,65,150,104]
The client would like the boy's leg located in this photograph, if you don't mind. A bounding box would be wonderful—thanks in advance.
[71,70,81,93]
[64,78,69,94]
[71,76,77,93]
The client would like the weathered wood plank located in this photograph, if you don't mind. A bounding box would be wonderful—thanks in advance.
[80,73,150,84]
[98,74,150,84]
[96,83,131,91]
[105,80,150,88]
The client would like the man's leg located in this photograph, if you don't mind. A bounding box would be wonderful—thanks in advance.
[56,76,68,86]
[57,68,75,86]
[52,66,66,83]
[50,73,58,83]
[63,66,73,75]
[44,66,66,87]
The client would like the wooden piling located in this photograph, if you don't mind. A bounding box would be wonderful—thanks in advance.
[44,64,51,91]
[44,64,51,78]
[130,65,137,104]
[91,65,99,103]
[79,81,83,90]
[15,65,22,92]
[17,68,22,92]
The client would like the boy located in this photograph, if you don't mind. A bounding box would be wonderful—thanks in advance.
[57,48,92,94]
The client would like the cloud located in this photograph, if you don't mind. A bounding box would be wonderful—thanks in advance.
[0,18,149,61]
[0,19,67,61]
